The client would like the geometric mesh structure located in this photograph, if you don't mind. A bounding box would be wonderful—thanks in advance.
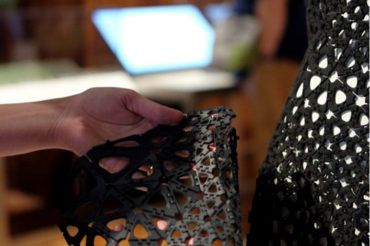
[248,0,369,245]
[59,106,242,246]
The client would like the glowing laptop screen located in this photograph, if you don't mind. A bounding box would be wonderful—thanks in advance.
[92,5,215,75]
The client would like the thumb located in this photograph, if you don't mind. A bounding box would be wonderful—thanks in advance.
[122,90,184,125]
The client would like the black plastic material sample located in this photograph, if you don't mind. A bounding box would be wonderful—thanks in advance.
[59,106,242,246]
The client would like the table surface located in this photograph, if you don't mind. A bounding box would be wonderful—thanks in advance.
[0,69,234,105]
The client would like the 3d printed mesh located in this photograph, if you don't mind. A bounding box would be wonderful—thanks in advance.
[248,0,369,245]
[59,106,242,246]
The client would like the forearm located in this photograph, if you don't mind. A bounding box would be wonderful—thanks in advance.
[0,99,66,157]
[257,0,288,58]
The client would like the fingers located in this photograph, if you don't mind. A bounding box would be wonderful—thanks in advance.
[112,225,124,246]
[156,220,168,230]
[99,156,154,181]
[187,237,194,245]
[132,172,146,179]
[122,90,184,125]
[114,224,124,231]
[156,220,193,245]
[99,157,129,173]
[111,220,194,246]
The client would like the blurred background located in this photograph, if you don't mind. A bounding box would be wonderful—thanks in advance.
[0,0,307,245]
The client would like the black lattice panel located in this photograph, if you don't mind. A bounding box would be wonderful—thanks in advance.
[59,107,242,246]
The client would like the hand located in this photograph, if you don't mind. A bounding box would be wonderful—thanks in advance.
[53,87,184,156]
[55,89,187,245]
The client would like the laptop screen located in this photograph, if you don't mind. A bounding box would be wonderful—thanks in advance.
[92,5,215,75]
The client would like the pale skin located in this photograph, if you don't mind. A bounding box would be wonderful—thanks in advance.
[0,87,184,157]
[0,87,194,244]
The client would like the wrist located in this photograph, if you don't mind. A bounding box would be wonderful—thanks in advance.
[27,99,68,152]
[48,95,95,155]
[45,97,75,153]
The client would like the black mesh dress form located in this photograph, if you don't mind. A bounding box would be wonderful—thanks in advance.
[247,0,369,245]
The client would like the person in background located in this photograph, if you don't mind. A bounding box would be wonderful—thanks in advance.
[234,0,307,60]
[237,0,308,167]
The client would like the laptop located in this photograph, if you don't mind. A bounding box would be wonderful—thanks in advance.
[91,5,234,95]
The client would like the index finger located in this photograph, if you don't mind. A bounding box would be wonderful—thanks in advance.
[122,90,184,125]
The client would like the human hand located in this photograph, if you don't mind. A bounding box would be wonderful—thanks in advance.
[48,88,190,245]
[52,87,184,156]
